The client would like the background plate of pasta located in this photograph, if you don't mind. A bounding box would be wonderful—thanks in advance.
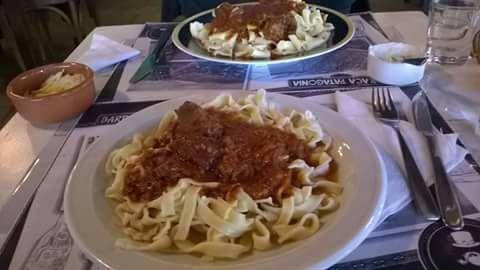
[65,90,386,270]
[172,0,354,65]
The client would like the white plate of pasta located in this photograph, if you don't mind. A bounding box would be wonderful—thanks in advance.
[172,0,354,65]
[65,90,386,270]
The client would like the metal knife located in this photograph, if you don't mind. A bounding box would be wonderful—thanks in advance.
[129,27,172,83]
[0,117,79,254]
[413,92,464,229]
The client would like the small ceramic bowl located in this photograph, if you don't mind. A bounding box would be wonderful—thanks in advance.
[367,42,426,86]
[7,62,95,125]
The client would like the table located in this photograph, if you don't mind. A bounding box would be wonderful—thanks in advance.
[1,11,480,269]
[4,11,478,210]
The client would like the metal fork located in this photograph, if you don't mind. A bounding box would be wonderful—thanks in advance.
[372,87,439,220]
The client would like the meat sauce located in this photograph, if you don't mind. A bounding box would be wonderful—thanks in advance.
[209,0,305,42]
[123,102,316,203]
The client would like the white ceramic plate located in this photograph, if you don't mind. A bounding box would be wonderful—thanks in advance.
[65,92,386,270]
[171,4,355,65]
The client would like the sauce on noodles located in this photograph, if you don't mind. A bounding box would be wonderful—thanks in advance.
[124,101,317,203]
[209,0,305,42]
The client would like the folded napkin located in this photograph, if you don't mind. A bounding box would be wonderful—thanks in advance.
[334,91,468,225]
[76,34,140,71]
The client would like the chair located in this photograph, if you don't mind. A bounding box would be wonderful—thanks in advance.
[1,0,50,69]
[32,0,98,43]
[0,4,26,70]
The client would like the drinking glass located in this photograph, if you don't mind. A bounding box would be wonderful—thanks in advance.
[426,0,480,65]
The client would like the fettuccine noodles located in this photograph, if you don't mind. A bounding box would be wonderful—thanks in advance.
[105,90,342,260]
[190,0,335,59]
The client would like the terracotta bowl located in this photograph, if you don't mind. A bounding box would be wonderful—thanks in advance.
[6,62,95,125]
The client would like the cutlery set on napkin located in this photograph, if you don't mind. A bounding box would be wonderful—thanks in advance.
[76,32,171,82]
[335,89,468,227]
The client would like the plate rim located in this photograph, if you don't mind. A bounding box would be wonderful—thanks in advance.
[65,92,386,270]
[171,4,355,65]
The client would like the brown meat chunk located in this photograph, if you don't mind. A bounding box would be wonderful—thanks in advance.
[123,102,315,204]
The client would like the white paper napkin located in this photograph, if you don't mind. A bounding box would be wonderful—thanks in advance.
[334,91,468,225]
[76,34,140,71]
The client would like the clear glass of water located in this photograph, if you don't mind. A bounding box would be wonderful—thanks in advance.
[426,0,480,65]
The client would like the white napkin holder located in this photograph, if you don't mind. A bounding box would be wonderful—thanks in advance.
[367,42,425,86]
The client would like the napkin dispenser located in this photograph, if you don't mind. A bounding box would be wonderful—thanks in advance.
[367,42,426,86]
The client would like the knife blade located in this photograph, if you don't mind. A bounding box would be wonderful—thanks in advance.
[129,27,172,83]
[0,116,79,254]
[413,92,464,229]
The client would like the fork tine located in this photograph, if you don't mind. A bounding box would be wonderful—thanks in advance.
[371,88,377,113]
[386,88,394,110]
[377,87,382,106]
[376,87,384,113]
[378,87,384,113]
[372,87,381,114]
[380,87,387,112]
